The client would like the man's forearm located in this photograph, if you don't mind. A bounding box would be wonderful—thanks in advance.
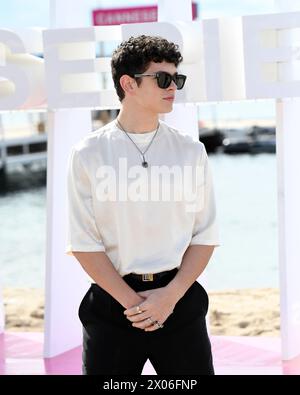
[165,245,215,302]
[72,251,144,309]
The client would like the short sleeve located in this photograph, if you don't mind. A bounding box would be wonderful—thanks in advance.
[65,147,106,255]
[189,145,220,247]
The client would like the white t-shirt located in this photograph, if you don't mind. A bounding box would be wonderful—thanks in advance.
[66,120,220,276]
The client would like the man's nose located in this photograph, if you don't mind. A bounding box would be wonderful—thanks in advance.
[168,80,177,91]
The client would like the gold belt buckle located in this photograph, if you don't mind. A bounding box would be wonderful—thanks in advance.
[142,273,154,281]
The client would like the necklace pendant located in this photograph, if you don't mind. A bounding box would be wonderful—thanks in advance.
[142,161,148,168]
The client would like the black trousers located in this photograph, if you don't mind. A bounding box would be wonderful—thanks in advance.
[78,268,214,375]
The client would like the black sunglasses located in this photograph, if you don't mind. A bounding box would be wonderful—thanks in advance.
[134,71,187,90]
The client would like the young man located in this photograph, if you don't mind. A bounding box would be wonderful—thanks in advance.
[66,35,219,375]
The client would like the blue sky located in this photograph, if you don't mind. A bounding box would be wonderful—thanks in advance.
[0,0,278,122]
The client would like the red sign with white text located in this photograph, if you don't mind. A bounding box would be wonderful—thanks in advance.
[92,4,198,26]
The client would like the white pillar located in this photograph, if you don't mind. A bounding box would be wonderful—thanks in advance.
[158,0,199,141]
[44,0,94,358]
[275,0,300,361]
[0,116,4,335]
[276,100,300,360]
[0,284,4,334]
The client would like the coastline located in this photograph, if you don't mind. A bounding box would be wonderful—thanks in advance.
[2,287,280,336]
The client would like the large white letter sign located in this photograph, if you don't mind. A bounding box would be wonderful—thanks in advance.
[3,13,300,111]
[43,26,121,109]
[0,28,46,110]
[203,17,246,101]
[243,12,300,98]
[43,27,100,109]
[0,29,29,109]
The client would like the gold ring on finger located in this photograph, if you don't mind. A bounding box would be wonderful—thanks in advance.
[136,305,142,314]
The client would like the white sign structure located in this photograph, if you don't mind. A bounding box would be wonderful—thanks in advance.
[3,12,300,111]
[0,0,300,367]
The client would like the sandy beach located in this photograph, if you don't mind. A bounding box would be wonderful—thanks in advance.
[2,287,280,336]
[208,288,280,336]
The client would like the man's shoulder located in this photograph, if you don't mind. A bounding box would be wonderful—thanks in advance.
[162,121,205,153]
[72,120,117,154]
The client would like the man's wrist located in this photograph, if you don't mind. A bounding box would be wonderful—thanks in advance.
[122,293,145,309]
[164,278,187,303]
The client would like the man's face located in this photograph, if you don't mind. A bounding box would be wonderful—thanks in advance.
[133,61,178,115]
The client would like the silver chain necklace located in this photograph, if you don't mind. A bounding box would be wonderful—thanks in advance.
[116,119,160,168]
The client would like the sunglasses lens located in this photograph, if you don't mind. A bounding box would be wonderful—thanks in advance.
[156,72,187,89]
[157,72,172,89]
[176,75,186,90]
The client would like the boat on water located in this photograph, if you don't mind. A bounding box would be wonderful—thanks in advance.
[222,126,276,154]
[199,128,225,153]
[0,133,47,174]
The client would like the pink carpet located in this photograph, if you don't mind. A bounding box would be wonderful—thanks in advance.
[0,332,299,375]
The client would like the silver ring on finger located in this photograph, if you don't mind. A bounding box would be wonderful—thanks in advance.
[155,321,164,329]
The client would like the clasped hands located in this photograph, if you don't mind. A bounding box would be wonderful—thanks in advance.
[123,287,178,332]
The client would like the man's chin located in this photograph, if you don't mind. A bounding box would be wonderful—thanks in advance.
[159,106,174,114]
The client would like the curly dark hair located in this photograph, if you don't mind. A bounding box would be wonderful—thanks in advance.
[111,35,183,101]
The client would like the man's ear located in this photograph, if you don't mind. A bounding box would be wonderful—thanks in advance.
[119,75,136,96]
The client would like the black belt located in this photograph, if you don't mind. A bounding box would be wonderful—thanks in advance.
[124,267,178,282]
